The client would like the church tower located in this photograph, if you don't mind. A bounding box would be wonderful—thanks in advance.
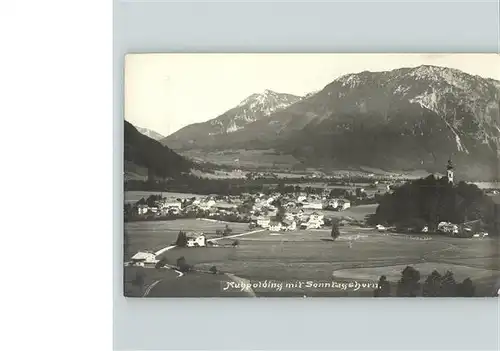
[446,158,454,184]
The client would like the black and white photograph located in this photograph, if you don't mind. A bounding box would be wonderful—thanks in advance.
[123,53,500,298]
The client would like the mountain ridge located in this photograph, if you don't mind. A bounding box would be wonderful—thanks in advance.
[162,89,302,149]
[131,124,166,141]
[162,65,500,180]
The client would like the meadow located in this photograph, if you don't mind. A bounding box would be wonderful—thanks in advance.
[124,218,250,260]
[124,197,499,297]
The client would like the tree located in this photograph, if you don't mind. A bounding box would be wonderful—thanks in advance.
[276,203,286,222]
[457,278,475,297]
[175,231,188,247]
[373,275,391,297]
[176,256,191,273]
[396,266,421,297]
[371,175,495,232]
[422,270,442,297]
[223,224,232,236]
[440,271,457,297]
[331,220,340,240]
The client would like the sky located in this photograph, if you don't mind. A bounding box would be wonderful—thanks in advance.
[124,53,500,137]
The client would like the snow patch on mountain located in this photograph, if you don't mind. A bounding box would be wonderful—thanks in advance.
[409,90,440,113]
[134,125,165,141]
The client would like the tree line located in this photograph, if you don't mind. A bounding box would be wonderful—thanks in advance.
[373,266,477,297]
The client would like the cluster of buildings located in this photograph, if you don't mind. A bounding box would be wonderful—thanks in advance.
[131,190,353,226]
[253,211,325,231]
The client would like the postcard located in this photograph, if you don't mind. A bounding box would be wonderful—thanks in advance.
[123,53,500,297]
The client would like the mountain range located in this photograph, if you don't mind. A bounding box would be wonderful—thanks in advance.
[162,89,302,149]
[132,124,165,141]
[162,65,500,180]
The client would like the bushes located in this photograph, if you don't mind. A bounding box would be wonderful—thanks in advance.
[176,256,192,273]
[373,276,391,297]
[155,257,168,269]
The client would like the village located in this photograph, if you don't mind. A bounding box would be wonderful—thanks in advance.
[125,159,500,271]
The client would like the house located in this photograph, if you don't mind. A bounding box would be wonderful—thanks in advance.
[269,221,282,232]
[130,251,157,266]
[437,221,459,235]
[282,219,297,231]
[309,212,324,221]
[186,233,206,247]
[256,217,271,228]
[339,200,351,210]
[300,213,324,229]
[163,201,182,210]
[198,199,216,210]
[137,204,148,215]
[302,201,323,210]
[327,199,339,210]
[297,195,307,203]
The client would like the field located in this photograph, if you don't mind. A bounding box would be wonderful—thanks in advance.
[125,191,202,204]
[124,218,250,260]
[124,212,500,297]
[179,149,301,169]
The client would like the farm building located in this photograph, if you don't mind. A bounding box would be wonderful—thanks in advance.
[136,204,148,215]
[130,251,158,267]
[186,233,206,247]
[437,221,459,235]
[256,217,271,228]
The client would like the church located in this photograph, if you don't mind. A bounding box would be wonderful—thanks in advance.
[446,158,454,184]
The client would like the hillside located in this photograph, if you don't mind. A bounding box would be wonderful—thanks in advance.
[167,65,500,180]
[369,175,496,234]
[124,121,192,180]
[162,89,302,149]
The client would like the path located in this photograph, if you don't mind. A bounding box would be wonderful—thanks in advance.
[152,228,265,256]
[207,229,265,243]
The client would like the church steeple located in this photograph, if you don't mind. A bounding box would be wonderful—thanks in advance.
[446,158,454,184]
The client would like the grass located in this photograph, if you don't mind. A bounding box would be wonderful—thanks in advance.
[180,149,302,169]
[124,206,500,297]
[125,190,202,204]
[124,218,250,260]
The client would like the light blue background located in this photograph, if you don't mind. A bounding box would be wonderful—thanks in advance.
[113,1,500,350]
